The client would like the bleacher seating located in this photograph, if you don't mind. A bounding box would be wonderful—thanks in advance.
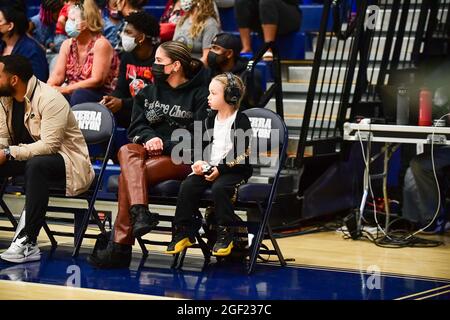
[26,1,328,61]
[300,4,333,32]
[251,32,306,60]
[142,3,330,60]
[145,5,165,20]
[215,4,331,33]
[218,7,237,32]
[149,0,168,5]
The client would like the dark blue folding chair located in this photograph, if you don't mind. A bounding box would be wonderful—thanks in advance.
[240,107,289,274]
[0,103,116,257]
[66,102,116,257]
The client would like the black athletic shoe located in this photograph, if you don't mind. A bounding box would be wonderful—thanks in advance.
[130,205,159,238]
[212,226,234,256]
[87,242,132,269]
[165,226,196,254]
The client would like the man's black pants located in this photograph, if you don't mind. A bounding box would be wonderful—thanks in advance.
[0,154,66,241]
[174,174,247,228]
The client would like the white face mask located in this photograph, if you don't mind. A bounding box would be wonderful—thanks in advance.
[121,33,137,52]
[65,19,80,38]
[180,0,193,12]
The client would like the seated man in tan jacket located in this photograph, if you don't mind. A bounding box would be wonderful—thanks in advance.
[0,55,94,264]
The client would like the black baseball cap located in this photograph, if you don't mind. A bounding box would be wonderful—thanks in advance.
[211,33,242,58]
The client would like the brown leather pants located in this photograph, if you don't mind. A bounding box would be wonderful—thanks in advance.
[113,144,191,245]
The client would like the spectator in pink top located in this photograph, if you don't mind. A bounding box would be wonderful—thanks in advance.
[48,0,119,106]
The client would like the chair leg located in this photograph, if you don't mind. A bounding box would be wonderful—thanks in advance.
[72,209,92,257]
[171,253,180,269]
[72,203,108,258]
[196,234,211,264]
[247,202,271,275]
[266,224,286,266]
[0,199,18,228]
[248,236,262,275]
[0,179,21,232]
[138,254,148,269]
[177,249,187,269]
[137,237,148,257]
[91,208,107,234]
[42,222,58,248]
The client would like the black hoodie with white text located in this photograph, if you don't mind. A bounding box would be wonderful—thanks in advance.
[128,62,209,155]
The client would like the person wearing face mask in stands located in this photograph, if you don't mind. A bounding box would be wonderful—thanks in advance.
[47,0,119,106]
[28,0,64,54]
[173,0,220,65]
[207,33,263,109]
[100,11,160,128]
[54,0,77,52]
[0,6,49,82]
[102,0,123,48]
[87,41,209,269]
[114,0,148,53]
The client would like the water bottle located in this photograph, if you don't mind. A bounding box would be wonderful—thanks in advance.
[419,88,432,126]
[396,85,409,125]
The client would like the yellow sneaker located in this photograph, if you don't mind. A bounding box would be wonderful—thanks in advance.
[165,228,196,254]
[212,226,234,256]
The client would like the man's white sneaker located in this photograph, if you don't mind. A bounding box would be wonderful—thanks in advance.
[0,236,41,264]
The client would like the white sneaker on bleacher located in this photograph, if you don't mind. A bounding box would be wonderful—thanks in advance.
[0,235,41,264]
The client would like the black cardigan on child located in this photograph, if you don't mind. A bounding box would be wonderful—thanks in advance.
[194,109,253,180]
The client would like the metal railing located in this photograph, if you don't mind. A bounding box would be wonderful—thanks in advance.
[295,0,369,169]
[247,42,284,118]
[293,0,449,201]
[295,0,449,168]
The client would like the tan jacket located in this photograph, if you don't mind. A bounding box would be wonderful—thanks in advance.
[0,76,94,196]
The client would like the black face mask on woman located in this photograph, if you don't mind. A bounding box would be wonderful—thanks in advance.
[152,63,173,82]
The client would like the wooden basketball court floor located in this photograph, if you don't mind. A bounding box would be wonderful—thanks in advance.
[0,218,449,300]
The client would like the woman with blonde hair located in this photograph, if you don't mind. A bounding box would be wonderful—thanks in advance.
[166,73,252,257]
[173,0,221,64]
[47,0,119,106]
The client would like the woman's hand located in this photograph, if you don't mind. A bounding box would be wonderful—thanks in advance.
[144,137,163,156]
[204,167,219,182]
[192,160,207,175]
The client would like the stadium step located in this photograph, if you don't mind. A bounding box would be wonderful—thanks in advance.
[311,35,417,62]
[286,65,381,85]
[266,98,341,129]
